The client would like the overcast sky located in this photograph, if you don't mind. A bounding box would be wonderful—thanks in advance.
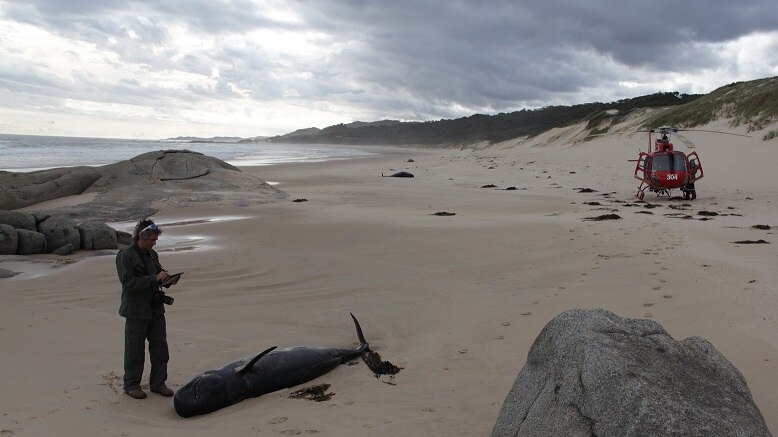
[1,0,776,139]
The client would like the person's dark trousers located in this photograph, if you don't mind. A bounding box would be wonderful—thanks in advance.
[123,316,169,391]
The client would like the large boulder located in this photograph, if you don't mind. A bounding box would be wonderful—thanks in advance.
[0,167,102,210]
[0,210,37,231]
[0,224,18,255]
[491,308,771,437]
[38,216,81,252]
[78,220,118,250]
[16,229,47,255]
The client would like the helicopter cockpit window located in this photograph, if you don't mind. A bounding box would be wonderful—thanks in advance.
[651,152,686,172]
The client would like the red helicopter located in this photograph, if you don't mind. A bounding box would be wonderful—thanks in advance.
[632,126,704,200]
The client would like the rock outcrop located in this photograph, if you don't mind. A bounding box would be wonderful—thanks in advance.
[16,229,47,255]
[0,167,102,210]
[0,150,286,222]
[0,211,120,255]
[0,224,18,255]
[0,150,287,258]
[78,220,118,250]
[38,215,82,252]
[491,308,771,437]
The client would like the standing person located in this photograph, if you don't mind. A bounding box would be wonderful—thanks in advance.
[116,219,174,399]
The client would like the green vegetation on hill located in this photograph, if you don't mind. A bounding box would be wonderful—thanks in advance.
[646,76,778,134]
[269,92,698,146]
[266,75,777,146]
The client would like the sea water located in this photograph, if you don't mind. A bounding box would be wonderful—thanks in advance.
[0,134,378,172]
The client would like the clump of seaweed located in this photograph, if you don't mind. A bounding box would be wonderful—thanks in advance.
[289,384,334,402]
[362,350,402,377]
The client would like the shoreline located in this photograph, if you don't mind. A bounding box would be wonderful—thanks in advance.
[1,141,776,435]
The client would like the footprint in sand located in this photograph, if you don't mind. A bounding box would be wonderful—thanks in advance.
[269,417,288,425]
[643,303,655,307]
[652,286,662,291]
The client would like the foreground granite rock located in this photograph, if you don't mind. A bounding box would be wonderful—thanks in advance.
[491,308,771,437]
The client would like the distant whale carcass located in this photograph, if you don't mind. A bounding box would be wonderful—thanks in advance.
[173,313,369,418]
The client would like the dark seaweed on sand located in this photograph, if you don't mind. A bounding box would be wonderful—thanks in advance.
[583,214,621,221]
[289,384,334,402]
[361,350,401,377]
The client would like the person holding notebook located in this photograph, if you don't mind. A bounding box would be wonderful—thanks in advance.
[115,218,178,399]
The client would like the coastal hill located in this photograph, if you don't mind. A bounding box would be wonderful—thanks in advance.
[266,75,777,146]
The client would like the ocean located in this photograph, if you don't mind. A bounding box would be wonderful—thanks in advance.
[0,134,379,172]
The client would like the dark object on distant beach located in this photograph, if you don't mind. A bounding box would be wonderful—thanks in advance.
[503,186,517,190]
[576,188,597,193]
[491,308,772,437]
[635,211,654,214]
[643,203,660,209]
[432,212,456,216]
[382,171,414,178]
[289,384,334,402]
[292,198,308,203]
[407,158,415,162]
[584,201,602,206]
[173,313,369,418]
[752,224,771,230]
[481,184,497,188]
[732,239,770,245]
[361,349,401,377]
[583,214,621,221]
[698,211,719,216]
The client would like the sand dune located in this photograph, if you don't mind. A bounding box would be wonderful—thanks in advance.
[1,122,776,436]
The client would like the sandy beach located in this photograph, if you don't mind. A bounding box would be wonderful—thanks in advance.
[1,127,776,436]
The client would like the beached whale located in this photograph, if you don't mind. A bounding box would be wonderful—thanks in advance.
[173,313,369,418]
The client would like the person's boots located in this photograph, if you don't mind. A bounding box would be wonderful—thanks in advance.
[124,387,147,399]
[151,384,174,397]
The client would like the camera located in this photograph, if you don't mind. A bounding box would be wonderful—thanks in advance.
[157,291,174,305]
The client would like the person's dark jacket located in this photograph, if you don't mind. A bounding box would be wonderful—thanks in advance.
[116,242,165,319]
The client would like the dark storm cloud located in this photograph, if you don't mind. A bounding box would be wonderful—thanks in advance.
[288,0,777,117]
[2,0,776,126]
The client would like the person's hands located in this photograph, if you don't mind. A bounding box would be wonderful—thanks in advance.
[155,271,170,283]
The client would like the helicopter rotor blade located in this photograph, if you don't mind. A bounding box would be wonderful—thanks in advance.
[640,126,751,138]
[673,128,752,138]
[674,132,696,149]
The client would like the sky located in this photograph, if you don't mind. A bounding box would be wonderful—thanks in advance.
[1,1,777,139]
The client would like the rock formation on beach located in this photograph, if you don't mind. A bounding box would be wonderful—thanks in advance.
[0,210,122,255]
[0,150,286,256]
[0,150,286,222]
[491,308,771,437]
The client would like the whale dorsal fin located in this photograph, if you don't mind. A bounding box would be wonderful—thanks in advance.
[236,346,277,375]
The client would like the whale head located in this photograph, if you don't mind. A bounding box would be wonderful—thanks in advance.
[173,371,232,418]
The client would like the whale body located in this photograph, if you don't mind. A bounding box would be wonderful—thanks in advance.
[173,313,369,418]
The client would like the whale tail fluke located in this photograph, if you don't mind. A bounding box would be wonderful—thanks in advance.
[350,312,370,353]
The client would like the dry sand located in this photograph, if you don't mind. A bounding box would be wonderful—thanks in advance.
[1,123,776,436]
